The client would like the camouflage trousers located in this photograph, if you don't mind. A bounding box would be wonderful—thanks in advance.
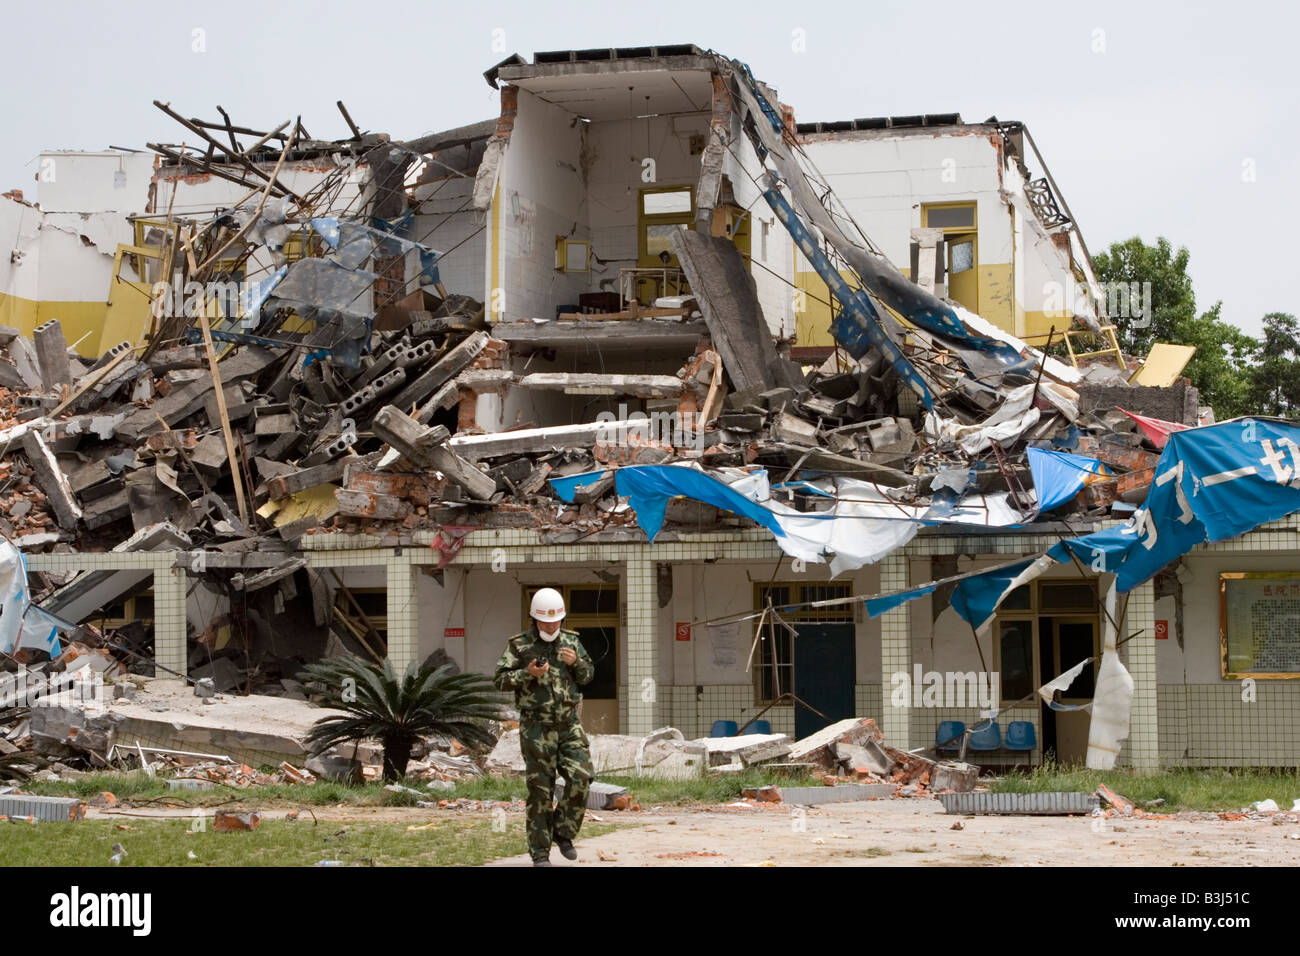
[519,715,592,860]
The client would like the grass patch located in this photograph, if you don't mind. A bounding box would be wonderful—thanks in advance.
[21,766,814,809]
[990,765,1300,811]
[0,816,616,867]
[597,767,819,806]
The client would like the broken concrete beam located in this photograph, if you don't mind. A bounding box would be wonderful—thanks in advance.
[67,459,113,495]
[190,433,230,475]
[335,488,412,520]
[372,405,495,501]
[833,738,895,777]
[0,324,20,345]
[931,761,978,793]
[447,420,642,461]
[33,319,72,389]
[8,336,44,389]
[204,384,254,426]
[387,330,489,412]
[698,733,792,767]
[771,411,819,445]
[231,557,307,592]
[455,368,515,392]
[670,228,803,393]
[788,718,885,772]
[147,345,206,373]
[518,372,685,399]
[116,346,277,443]
[81,489,130,529]
[20,431,82,529]
[571,472,614,504]
[775,783,898,804]
[719,412,764,432]
[266,459,351,501]
[504,462,546,499]
[252,403,296,436]
[412,379,463,426]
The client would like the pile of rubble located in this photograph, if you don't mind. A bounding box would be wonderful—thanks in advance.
[482,716,975,801]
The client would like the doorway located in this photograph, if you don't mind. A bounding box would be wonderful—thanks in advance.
[755,583,856,739]
[998,579,1099,764]
[922,202,979,314]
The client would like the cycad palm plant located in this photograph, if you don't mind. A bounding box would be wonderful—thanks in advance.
[298,657,506,781]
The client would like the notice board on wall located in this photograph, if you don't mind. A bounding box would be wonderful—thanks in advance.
[1220,573,1300,678]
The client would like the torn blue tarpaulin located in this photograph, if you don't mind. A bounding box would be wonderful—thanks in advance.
[865,584,936,618]
[862,554,1055,632]
[1026,447,1109,513]
[951,554,1057,632]
[549,469,609,503]
[612,466,789,542]
[1049,418,1300,591]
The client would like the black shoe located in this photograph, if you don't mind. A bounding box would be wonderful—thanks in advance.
[532,856,552,867]
[555,837,578,861]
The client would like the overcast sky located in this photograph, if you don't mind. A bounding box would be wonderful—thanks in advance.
[6,0,1295,336]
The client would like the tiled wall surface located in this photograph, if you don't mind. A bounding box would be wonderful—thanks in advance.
[1158,683,1300,767]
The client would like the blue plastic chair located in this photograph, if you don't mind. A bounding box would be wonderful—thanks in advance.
[710,720,739,738]
[936,720,966,753]
[967,719,1002,752]
[744,720,772,736]
[1004,721,1037,766]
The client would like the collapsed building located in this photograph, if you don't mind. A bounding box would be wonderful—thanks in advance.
[2,45,1297,773]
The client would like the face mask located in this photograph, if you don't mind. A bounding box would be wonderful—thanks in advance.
[538,625,560,642]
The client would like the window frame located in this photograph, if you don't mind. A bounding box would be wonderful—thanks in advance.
[1219,572,1300,680]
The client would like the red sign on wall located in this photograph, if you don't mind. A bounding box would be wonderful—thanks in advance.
[675,622,691,642]
[444,627,466,639]
[1154,620,1168,640]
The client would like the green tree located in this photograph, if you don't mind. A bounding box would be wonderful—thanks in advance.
[1093,236,1196,357]
[1093,236,1258,417]
[299,657,505,781]
[1248,312,1300,418]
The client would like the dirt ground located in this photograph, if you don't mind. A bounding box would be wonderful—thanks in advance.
[481,797,1300,866]
[85,795,1300,866]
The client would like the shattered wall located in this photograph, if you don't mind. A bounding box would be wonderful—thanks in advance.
[0,193,130,350]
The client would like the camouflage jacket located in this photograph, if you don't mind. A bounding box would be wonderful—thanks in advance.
[494,627,594,724]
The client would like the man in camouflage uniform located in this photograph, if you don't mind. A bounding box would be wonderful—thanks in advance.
[494,587,594,866]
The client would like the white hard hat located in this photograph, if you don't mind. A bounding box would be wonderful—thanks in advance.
[530,587,566,622]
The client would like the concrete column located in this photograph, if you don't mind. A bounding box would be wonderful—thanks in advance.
[878,554,911,749]
[152,564,188,678]
[385,552,418,673]
[625,552,657,735]
[1123,580,1160,770]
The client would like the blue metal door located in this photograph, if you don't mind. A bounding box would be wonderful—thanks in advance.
[793,623,856,739]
